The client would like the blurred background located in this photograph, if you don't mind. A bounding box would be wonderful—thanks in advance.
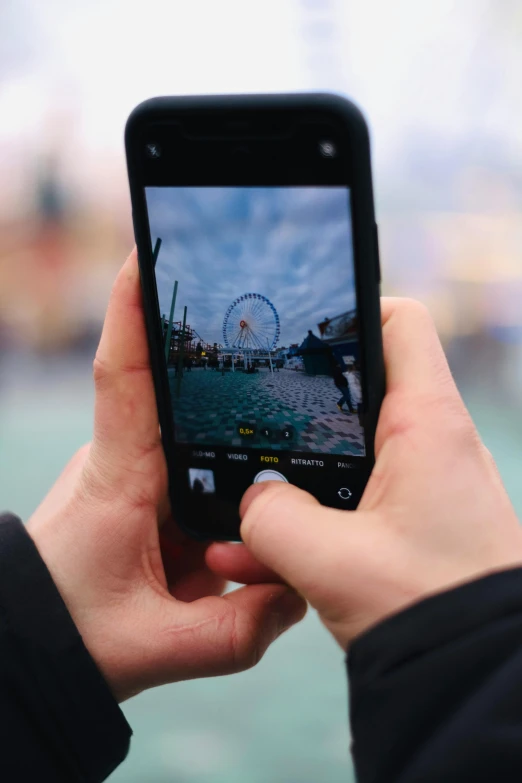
[1,0,521,780]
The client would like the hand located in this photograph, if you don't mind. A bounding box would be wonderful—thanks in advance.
[208,299,522,649]
[27,250,305,701]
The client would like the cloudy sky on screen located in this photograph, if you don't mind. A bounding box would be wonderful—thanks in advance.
[147,186,356,348]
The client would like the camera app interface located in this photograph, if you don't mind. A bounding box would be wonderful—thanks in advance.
[146,186,365,461]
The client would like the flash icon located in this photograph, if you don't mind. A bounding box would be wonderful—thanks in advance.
[145,142,161,159]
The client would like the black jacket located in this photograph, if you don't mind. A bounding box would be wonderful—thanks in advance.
[0,514,131,781]
[3,511,522,782]
[332,366,348,388]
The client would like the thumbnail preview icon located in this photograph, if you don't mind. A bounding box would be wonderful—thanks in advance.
[189,468,216,494]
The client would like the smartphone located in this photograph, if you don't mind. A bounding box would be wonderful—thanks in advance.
[125,93,384,540]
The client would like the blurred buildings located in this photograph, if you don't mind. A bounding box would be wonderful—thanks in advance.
[1,0,521,360]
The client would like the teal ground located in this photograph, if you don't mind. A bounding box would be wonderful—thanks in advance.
[170,367,366,456]
[2,354,522,782]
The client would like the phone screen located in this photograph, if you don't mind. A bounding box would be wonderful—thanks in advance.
[145,183,369,527]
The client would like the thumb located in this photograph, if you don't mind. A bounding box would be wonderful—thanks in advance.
[90,249,162,481]
[240,481,356,604]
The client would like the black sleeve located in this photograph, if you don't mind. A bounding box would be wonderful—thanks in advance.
[0,513,132,782]
[348,568,522,782]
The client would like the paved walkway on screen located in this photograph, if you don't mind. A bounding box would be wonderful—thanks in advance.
[169,367,365,456]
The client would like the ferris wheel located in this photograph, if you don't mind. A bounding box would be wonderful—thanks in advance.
[222,293,280,351]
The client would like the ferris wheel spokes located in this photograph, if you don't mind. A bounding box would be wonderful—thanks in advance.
[222,293,280,353]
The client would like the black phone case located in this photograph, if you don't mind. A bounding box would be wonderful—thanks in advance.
[125,93,385,540]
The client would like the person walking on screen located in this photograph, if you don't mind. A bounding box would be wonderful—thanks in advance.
[345,361,362,412]
[333,362,354,413]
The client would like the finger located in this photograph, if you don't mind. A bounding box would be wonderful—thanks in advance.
[91,248,161,463]
[380,297,457,398]
[150,584,306,685]
[205,542,284,585]
[376,298,473,458]
[161,537,225,601]
[240,481,354,600]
